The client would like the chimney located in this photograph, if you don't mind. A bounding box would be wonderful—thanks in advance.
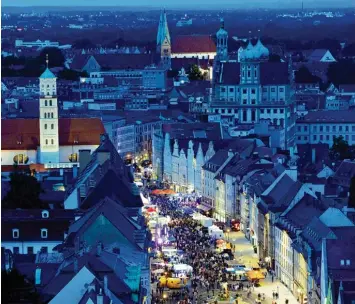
[73,164,78,179]
[97,150,110,165]
[97,289,104,304]
[79,150,91,173]
[311,148,316,164]
[104,275,108,296]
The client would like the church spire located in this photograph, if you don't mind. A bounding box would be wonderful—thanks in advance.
[156,9,171,68]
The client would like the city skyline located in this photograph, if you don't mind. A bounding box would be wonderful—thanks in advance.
[2,0,354,8]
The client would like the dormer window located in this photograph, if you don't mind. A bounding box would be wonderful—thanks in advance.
[42,210,49,218]
[12,229,19,239]
[41,229,48,239]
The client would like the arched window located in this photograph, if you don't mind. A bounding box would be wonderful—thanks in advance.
[49,100,52,106]
[51,124,54,129]
[45,100,48,106]
[44,113,47,118]
[44,124,47,129]
[41,210,49,218]
[45,139,48,145]
[13,154,29,164]
[47,84,49,88]
[51,139,54,145]
[51,113,54,118]
[69,153,78,162]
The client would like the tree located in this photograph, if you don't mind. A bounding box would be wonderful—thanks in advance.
[330,136,353,160]
[2,166,47,209]
[188,64,203,81]
[72,38,96,50]
[327,59,355,86]
[167,69,179,78]
[38,47,65,68]
[58,69,88,81]
[295,66,320,84]
[2,268,41,303]
[343,43,355,58]
[268,54,281,62]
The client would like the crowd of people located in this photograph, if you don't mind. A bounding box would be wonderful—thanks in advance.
[149,194,256,304]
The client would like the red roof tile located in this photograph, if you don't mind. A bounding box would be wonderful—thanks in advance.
[172,35,216,54]
[1,118,105,150]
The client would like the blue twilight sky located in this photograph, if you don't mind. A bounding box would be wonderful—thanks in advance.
[2,0,354,8]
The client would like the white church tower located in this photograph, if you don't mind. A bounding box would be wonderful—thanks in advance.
[39,55,59,164]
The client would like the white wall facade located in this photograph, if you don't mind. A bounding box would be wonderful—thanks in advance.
[2,240,62,254]
[171,52,216,59]
[275,227,294,289]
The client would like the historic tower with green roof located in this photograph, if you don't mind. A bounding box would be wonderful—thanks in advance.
[39,55,59,164]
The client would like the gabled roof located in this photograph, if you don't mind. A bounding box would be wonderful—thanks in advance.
[80,170,142,209]
[2,209,77,242]
[301,217,335,251]
[66,197,143,249]
[66,134,134,199]
[297,110,355,124]
[319,207,355,227]
[262,173,302,212]
[308,49,334,61]
[284,193,327,228]
[1,118,105,150]
[95,54,158,70]
[172,35,216,54]
[70,54,92,71]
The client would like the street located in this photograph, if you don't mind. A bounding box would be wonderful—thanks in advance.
[144,191,299,304]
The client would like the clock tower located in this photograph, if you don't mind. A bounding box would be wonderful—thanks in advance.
[39,55,60,164]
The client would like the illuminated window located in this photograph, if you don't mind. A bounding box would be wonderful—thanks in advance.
[69,153,78,162]
[13,154,29,164]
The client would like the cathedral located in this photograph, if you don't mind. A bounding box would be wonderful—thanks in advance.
[1,62,105,169]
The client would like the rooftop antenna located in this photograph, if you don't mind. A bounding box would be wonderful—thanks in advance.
[46,54,49,68]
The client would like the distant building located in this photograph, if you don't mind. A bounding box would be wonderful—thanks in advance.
[176,15,192,27]
[15,39,71,49]
[171,35,217,59]
[296,110,355,146]
[1,67,105,168]
[1,209,78,255]
[308,49,337,63]
[156,9,171,68]
[211,28,296,153]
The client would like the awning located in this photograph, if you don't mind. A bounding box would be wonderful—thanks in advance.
[197,204,212,212]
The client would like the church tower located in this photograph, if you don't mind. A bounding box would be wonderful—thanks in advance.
[216,18,228,62]
[156,9,171,68]
[39,55,59,164]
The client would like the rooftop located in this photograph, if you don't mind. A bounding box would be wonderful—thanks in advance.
[297,110,355,123]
